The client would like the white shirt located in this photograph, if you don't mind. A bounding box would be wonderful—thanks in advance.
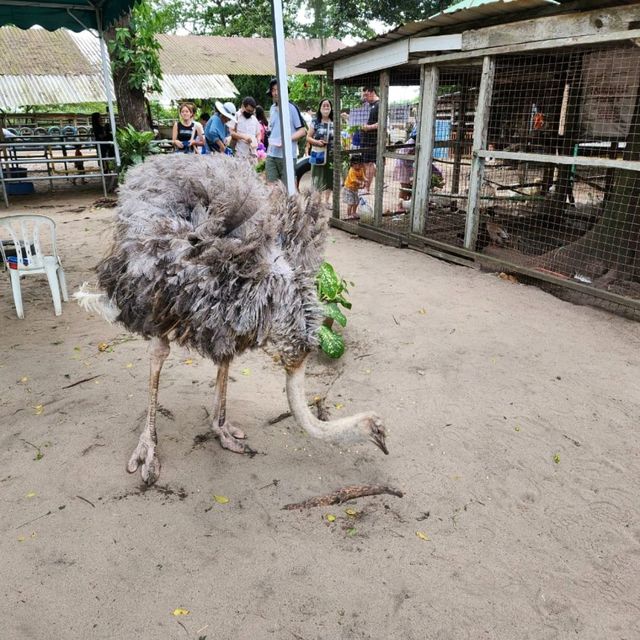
[229,111,260,158]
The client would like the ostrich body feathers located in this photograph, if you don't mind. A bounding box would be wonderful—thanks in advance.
[96,154,329,364]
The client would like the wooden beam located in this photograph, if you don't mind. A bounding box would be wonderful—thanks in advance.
[410,65,439,235]
[418,28,640,66]
[409,34,462,53]
[334,40,408,80]
[463,5,640,51]
[464,56,495,251]
[475,149,640,172]
[373,70,389,227]
[406,233,640,312]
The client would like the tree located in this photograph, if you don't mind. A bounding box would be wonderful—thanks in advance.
[152,0,299,37]
[153,0,454,40]
[106,1,166,130]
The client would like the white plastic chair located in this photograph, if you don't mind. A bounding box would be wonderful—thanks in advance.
[0,215,68,318]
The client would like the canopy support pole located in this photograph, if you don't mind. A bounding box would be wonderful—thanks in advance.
[271,0,296,195]
[96,8,121,168]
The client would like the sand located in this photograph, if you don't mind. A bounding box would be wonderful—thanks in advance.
[1,187,640,640]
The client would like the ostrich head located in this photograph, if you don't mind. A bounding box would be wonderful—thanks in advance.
[284,356,389,455]
[349,412,388,454]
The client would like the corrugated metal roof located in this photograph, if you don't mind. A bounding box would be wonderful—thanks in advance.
[149,74,238,103]
[428,0,559,27]
[0,27,94,74]
[0,74,110,110]
[300,0,561,71]
[0,27,340,108]
[156,34,345,75]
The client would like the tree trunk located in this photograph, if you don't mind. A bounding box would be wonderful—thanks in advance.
[104,21,151,132]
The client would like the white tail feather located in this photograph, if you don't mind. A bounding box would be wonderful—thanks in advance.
[74,282,120,323]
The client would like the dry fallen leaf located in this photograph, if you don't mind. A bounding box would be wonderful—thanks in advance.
[326,514,336,522]
[172,608,190,616]
[17,536,25,542]
[334,403,344,410]
[183,358,193,365]
[97,342,109,352]
[125,363,133,369]
[20,376,28,384]
[416,531,430,541]
[34,404,44,416]
[418,308,427,315]
[553,453,561,464]
[241,368,251,376]
[213,495,229,504]
[344,508,358,517]
[26,491,37,498]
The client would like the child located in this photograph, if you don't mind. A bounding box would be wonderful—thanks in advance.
[342,155,366,220]
[72,146,86,185]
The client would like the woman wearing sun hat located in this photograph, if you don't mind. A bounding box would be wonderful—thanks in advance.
[204,101,237,154]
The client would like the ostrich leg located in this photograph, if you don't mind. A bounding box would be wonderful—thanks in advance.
[210,359,253,454]
[127,336,170,484]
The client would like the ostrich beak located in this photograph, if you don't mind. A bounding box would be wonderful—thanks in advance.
[372,433,389,455]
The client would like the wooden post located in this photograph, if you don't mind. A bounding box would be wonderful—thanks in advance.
[373,70,390,227]
[411,65,439,235]
[464,56,495,250]
[332,80,342,220]
[451,87,468,194]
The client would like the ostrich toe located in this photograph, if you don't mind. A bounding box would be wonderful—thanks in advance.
[127,438,161,485]
[212,422,254,455]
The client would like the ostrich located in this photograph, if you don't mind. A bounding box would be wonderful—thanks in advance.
[77,154,387,485]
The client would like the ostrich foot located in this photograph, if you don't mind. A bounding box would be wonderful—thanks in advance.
[127,437,161,485]
[211,421,255,455]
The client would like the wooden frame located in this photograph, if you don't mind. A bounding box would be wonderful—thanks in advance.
[410,65,439,235]
[464,56,495,251]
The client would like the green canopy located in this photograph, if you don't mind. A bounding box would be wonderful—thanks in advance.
[0,0,136,32]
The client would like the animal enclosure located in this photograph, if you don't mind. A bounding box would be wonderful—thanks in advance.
[306,3,640,317]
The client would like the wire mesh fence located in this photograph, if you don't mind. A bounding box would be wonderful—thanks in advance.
[475,45,640,300]
[328,42,640,313]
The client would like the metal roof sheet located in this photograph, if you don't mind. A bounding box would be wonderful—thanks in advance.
[149,74,238,103]
[155,34,345,75]
[428,0,559,27]
[0,27,340,108]
[300,0,562,71]
[0,74,110,110]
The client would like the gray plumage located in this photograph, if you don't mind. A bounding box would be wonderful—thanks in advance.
[97,153,327,366]
[78,153,387,485]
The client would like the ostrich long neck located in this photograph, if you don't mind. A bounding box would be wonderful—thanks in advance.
[285,358,364,443]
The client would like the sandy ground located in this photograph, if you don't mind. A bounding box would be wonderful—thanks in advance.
[2,185,640,640]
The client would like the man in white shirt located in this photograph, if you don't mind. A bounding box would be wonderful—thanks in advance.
[229,96,261,162]
[264,78,307,184]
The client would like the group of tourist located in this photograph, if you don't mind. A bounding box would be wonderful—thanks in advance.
[169,79,382,214]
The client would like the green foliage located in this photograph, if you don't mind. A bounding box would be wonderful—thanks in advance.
[153,0,298,37]
[152,0,455,41]
[109,1,163,94]
[230,75,273,110]
[115,124,158,176]
[316,325,345,359]
[316,261,352,359]
[288,76,331,111]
